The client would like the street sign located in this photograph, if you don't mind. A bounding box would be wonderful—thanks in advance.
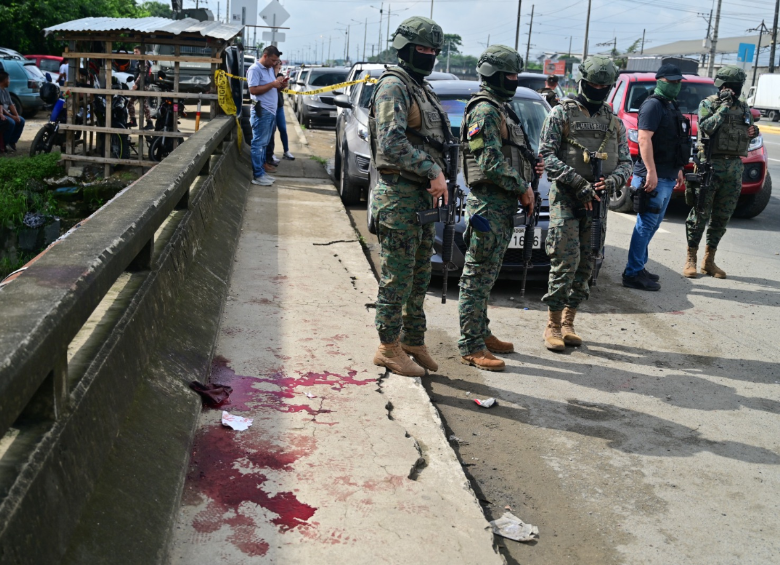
[544,59,566,75]
[259,0,290,27]
[262,31,286,43]
[737,43,756,63]
[231,0,258,26]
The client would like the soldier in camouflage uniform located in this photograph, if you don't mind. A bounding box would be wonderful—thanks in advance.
[539,75,560,107]
[458,45,541,371]
[368,16,451,377]
[683,65,759,279]
[539,55,632,351]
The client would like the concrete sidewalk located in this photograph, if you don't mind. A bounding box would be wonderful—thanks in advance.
[167,108,503,564]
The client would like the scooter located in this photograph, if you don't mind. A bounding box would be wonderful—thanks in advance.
[30,74,83,156]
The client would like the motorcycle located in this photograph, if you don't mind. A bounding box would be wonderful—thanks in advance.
[30,74,83,156]
[148,72,185,162]
[93,76,132,160]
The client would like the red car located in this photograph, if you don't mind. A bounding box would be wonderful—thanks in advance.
[608,72,771,218]
[25,55,64,83]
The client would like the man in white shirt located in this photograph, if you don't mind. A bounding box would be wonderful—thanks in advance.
[58,61,68,86]
[247,45,288,186]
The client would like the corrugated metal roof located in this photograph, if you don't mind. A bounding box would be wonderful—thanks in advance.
[44,17,243,41]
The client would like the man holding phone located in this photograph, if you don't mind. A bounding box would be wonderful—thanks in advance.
[247,46,289,186]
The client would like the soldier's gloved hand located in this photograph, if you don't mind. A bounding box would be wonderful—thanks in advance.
[576,183,597,204]
[602,176,618,196]
[427,172,449,207]
[685,185,696,207]
[718,89,733,104]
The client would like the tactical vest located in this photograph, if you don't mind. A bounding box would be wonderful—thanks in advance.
[461,91,534,188]
[640,95,692,170]
[368,67,448,184]
[704,95,751,158]
[558,98,620,182]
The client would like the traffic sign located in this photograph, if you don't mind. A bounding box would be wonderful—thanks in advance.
[260,0,290,27]
[262,31,286,43]
[737,43,756,64]
[231,0,258,26]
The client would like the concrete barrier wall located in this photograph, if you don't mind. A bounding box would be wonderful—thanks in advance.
[0,117,248,564]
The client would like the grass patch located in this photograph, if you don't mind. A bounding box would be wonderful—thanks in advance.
[0,153,63,230]
[0,252,35,280]
[309,155,327,165]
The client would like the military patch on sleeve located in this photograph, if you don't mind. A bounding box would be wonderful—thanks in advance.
[468,136,485,151]
[378,100,395,122]
[468,124,481,138]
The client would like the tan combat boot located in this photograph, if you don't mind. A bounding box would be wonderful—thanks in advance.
[701,245,726,279]
[484,335,514,354]
[401,344,438,372]
[461,349,506,372]
[374,341,425,377]
[683,247,698,278]
[561,307,583,346]
[544,310,566,352]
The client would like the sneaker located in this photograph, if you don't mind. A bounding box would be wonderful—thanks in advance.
[283,151,295,160]
[622,271,660,291]
[641,268,660,281]
[270,155,281,165]
[264,175,276,182]
[129,118,138,128]
[6,144,16,153]
[251,176,274,186]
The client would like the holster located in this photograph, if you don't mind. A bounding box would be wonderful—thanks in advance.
[632,187,660,214]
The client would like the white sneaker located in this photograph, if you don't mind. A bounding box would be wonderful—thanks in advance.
[283,151,295,160]
[270,155,281,165]
[251,176,274,186]
[265,175,276,182]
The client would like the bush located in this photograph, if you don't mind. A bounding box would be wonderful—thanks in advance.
[0,153,63,230]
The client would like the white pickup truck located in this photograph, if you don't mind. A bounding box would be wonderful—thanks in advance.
[747,74,780,122]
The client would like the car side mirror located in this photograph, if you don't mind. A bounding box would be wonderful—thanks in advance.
[297,81,306,86]
[333,94,352,109]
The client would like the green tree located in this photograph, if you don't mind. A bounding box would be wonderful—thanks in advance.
[137,1,172,18]
[0,0,145,55]
[441,34,462,57]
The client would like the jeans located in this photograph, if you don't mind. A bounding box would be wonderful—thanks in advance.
[2,116,25,147]
[624,175,675,277]
[250,104,276,178]
[266,105,289,162]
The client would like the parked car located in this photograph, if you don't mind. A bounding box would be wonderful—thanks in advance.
[0,57,45,117]
[152,44,212,93]
[295,67,349,128]
[333,68,474,205]
[0,47,24,60]
[289,67,310,112]
[25,55,64,84]
[608,71,771,218]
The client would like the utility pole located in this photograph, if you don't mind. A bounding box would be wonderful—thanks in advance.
[430,0,434,18]
[641,29,646,54]
[364,18,368,60]
[707,0,723,78]
[328,36,332,65]
[770,0,779,73]
[386,5,392,63]
[525,5,534,67]
[379,4,384,63]
[700,10,713,69]
[749,21,769,87]
[583,0,592,60]
[568,36,572,57]
[487,34,491,48]
[446,39,451,72]
[514,0,523,51]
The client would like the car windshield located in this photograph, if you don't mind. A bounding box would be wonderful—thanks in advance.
[40,59,61,73]
[310,72,348,86]
[518,76,547,91]
[626,81,718,114]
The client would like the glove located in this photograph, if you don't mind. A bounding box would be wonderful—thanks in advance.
[576,183,596,204]
[685,185,696,207]
[718,89,733,104]
[602,176,619,196]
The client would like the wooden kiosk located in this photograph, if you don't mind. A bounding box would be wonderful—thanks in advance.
[43,17,243,175]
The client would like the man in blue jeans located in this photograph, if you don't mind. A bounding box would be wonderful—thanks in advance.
[247,46,288,186]
[623,64,690,291]
[0,71,25,153]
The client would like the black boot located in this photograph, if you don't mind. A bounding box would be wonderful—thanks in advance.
[622,270,660,291]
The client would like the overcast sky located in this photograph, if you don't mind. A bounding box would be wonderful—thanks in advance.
[188,0,776,64]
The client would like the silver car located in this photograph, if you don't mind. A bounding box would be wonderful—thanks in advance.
[294,68,349,128]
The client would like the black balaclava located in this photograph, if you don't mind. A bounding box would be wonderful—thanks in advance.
[397,44,436,82]
[484,72,518,100]
[722,82,743,97]
[577,80,609,114]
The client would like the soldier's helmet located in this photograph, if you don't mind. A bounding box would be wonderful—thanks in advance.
[476,45,524,77]
[579,55,619,85]
[714,65,747,87]
[391,16,444,52]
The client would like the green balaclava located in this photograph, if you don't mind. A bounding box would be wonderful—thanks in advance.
[476,45,524,100]
[392,16,444,76]
[654,80,681,100]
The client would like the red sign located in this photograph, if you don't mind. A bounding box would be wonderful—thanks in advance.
[544,59,566,75]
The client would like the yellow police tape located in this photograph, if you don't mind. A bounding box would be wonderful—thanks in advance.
[220,70,377,96]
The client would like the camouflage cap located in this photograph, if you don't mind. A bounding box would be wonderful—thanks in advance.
[714,65,747,87]
[579,55,619,85]
[392,16,444,51]
[476,45,524,76]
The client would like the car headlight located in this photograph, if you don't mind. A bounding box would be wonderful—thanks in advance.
[309,95,320,102]
[357,125,369,142]
[748,134,763,152]
[627,128,639,143]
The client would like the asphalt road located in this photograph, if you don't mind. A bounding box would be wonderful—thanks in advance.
[285,110,780,564]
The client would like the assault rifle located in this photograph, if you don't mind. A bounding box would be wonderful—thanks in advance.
[519,156,543,298]
[416,139,464,303]
[587,151,607,287]
[684,136,714,215]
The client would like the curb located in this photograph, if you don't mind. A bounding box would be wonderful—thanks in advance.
[287,100,310,146]
[759,122,780,134]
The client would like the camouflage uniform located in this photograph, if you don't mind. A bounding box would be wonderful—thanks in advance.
[685,95,756,248]
[458,85,531,356]
[369,67,449,346]
[539,100,632,311]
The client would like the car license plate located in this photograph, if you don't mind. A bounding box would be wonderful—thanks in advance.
[330,110,337,117]
[508,227,542,249]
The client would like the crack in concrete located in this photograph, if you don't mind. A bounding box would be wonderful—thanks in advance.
[312,240,359,246]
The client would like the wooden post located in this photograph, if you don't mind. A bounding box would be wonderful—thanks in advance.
[139,40,146,165]
[210,46,218,119]
[65,40,76,174]
[173,44,180,150]
[104,41,113,178]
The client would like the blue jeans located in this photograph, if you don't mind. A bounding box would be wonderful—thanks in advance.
[624,175,675,277]
[250,104,275,178]
[2,116,25,146]
[276,105,289,152]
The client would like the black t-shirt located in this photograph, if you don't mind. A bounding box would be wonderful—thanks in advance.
[633,97,683,180]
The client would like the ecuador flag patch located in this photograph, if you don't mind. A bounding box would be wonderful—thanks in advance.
[468,124,481,138]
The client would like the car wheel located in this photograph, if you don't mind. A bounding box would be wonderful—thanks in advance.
[339,147,361,205]
[10,94,27,118]
[367,172,377,235]
[769,110,779,122]
[608,181,635,213]
[334,140,342,181]
[732,172,772,219]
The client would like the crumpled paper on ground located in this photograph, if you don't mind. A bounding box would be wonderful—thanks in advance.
[489,512,539,542]
[221,411,253,431]
[474,397,497,408]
